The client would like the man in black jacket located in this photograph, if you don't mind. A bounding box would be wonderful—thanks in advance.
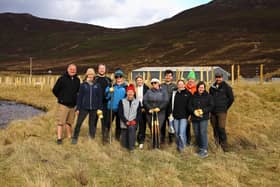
[95,64,112,144]
[209,71,234,152]
[52,64,80,144]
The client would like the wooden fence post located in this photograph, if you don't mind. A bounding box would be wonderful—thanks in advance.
[231,64,235,85]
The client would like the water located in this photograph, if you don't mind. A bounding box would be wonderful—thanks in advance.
[0,100,45,128]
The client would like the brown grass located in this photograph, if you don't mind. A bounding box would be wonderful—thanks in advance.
[0,81,280,186]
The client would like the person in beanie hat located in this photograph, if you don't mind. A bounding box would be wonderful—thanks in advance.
[72,68,103,144]
[209,70,234,152]
[118,84,141,151]
[185,70,197,146]
[105,68,127,141]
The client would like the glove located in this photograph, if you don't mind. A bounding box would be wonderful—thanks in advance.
[153,107,160,113]
[109,87,114,93]
[127,120,137,126]
[97,109,103,119]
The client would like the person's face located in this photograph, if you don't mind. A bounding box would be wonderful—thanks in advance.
[177,81,185,90]
[136,77,143,86]
[151,82,159,89]
[215,76,223,84]
[127,90,135,100]
[115,75,123,84]
[98,65,106,75]
[165,73,173,83]
[187,79,195,87]
[67,64,77,77]
[87,74,94,81]
[198,84,205,94]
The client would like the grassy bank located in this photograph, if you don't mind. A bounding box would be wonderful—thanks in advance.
[0,82,280,186]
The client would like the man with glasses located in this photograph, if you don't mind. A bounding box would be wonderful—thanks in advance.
[105,69,127,141]
[209,71,234,152]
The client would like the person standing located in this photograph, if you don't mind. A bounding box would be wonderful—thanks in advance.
[71,68,103,144]
[209,71,234,152]
[143,78,169,148]
[135,75,149,149]
[161,70,177,144]
[185,70,197,145]
[169,80,192,152]
[105,69,127,141]
[188,81,214,158]
[52,64,80,144]
[95,64,112,143]
[118,84,141,151]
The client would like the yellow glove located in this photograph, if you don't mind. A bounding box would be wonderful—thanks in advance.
[109,87,114,93]
[197,109,203,116]
[97,109,103,119]
[194,109,200,117]
[153,107,160,113]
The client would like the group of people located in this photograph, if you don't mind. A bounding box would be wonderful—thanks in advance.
[52,63,234,158]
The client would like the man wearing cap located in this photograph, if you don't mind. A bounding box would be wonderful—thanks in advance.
[105,68,127,141]
[118,84,141,151]
[135,75,149,149]
[185,70,197,145]
[161,70,177,144]
[95,64,112,143]
[143,78,169,148]
[52,64,80,144]
[209,71,234,152]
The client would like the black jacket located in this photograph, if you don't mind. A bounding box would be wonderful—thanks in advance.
[95,75,112,104]
[209,81,234,113]
[52,72,80,107]
[169,89,192,119]
[188,91,214,122]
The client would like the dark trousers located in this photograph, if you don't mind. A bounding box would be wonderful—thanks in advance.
[186,120,192,145]
[137,110,147,144]
[107,111,121,140]
[73,109,98,139]
[120,126,137,150]
[211,112,227,145]
[94,108,110,142]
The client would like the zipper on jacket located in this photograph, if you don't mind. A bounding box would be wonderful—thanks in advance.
[90,84,92,110]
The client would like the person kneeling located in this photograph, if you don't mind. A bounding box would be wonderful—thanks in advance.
[118,84,141,151]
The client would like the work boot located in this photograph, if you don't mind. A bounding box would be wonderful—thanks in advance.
[221,142,230,152]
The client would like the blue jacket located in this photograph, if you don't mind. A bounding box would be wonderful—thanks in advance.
[105,83,127,112]
[76,81,103,111]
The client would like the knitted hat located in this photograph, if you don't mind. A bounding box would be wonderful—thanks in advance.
[115,69,124,77]
[126,84,136,93]
[187,70,196,80]
[215,70,223,77]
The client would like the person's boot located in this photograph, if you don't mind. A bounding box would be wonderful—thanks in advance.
[168,133,174,144]
[221,142,230,152]
[103,128,109,144]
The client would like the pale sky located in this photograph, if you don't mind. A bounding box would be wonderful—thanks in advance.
[0,0,211,28]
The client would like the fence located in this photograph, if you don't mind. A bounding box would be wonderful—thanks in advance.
[0,64,279,89]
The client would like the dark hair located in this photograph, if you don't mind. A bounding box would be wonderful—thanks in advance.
[196,81,206,90]
[164,69,173,76]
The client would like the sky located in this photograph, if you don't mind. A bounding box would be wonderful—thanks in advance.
[0,0,211,28]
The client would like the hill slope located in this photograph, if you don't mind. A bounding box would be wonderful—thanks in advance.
[1,0,280,76]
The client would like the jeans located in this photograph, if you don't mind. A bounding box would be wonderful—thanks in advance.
[192,120,208,150]
[120,126,137,150]
[174,118,187,151]
[73,109,98,139]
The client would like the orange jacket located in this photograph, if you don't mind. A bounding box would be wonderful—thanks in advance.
[185,83,196,95]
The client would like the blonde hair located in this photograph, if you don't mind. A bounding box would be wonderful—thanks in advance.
[83,68,96,81]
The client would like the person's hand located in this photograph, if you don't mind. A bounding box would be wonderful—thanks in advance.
[153,107,160,113]
[109,87,114,93]
[149,109,153,113]
[75,110,79,116]
[141,108,145,113]
[97,109,103,119]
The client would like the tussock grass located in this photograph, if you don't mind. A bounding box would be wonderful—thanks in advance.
[0,82,280,186]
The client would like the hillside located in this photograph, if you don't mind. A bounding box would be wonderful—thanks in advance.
[1,0,280,77]
[0,82,280,186]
